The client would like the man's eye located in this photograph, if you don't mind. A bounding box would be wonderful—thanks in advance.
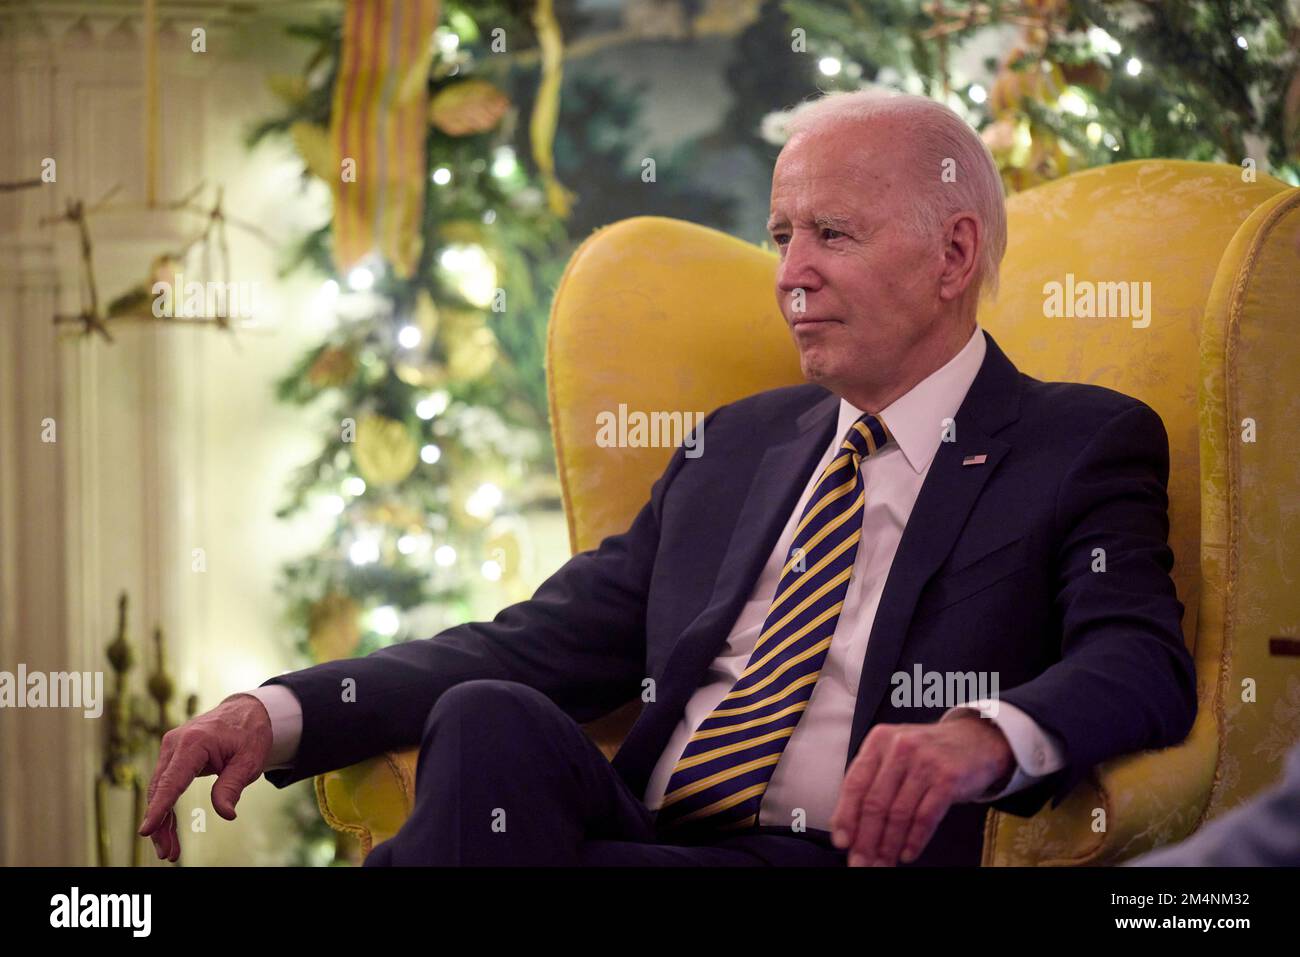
[768,229,843,248]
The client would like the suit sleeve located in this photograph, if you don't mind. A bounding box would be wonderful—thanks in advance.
[260,412,715,787]
[990,400,1198,815]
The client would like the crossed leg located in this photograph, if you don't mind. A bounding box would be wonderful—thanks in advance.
[362,679,844,867]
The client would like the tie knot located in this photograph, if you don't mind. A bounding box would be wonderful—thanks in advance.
[841,412,891,461]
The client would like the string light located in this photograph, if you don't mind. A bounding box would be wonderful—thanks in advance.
[1088,27,1122,56]
[421,443,442,464]
[465,482,502,519]
[398,324,421,348]
[481,559,502,581]
[434,545,457,566]
[1125,58,1142,76]
[349,538,379,565]
[968,83,987,104]
[1058,91,1088,117]
[369,605,399,636]
[397,532,433,556]
[416,390,450,420]
[438,244,497,308]
[308,279,340,332]
[436,28,459,56]
[491,147,517,178]
[818,57,842,77]
[347,266,374,291]
[343,476,366,496]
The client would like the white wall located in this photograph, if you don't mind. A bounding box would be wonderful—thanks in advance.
[1,3,575,867]
[1,6,336,866]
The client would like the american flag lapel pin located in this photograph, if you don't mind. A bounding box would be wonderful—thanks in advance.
[962,453,988,466]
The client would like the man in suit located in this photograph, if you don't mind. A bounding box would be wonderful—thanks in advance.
[139,90,1196,867]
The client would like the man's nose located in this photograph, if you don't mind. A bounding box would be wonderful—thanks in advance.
[775,233,821,298]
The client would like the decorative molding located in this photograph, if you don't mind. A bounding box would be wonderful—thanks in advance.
[0,12,83,866]
[2,1,343,27]
[0,0,225,864]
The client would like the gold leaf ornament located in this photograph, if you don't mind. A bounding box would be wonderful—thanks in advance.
[290,121,336,182]
[354,414,419,487]
[308,346,358,388]
[429,79,511,136]
[268,73,309,106]
[438,219,486,245]
[362,501,425,529]
[414,289,441,338]
[307,592,361,662]
[443,309,499,381]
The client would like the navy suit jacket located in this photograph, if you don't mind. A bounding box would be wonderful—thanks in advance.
[263,331,1197,865]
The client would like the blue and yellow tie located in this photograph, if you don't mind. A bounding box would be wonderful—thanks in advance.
[655,411,893,837]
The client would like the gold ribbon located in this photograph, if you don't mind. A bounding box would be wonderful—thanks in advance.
[529,0,575,219]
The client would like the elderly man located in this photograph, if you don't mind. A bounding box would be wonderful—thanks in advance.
[139,90,1196,867]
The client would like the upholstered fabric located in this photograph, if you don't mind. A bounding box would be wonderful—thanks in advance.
[316,160,1299,865]
[977,161,1297,864]
[315,748,417,857]
[1201,186,1300,815]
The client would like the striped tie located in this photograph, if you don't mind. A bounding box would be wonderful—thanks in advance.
[655,411,893,837]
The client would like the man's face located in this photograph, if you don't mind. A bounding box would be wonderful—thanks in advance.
[767,120,951,398]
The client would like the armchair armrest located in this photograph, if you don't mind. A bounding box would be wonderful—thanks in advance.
[983,705,1218,865]
[316,749,418,858]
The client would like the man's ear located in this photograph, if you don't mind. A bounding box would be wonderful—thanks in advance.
[938,212,980,301]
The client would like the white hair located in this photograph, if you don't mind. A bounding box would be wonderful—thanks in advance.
[778,89,1008,300]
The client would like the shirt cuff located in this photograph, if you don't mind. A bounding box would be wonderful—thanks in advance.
[228,685,303,771]
[940,699,1066,801]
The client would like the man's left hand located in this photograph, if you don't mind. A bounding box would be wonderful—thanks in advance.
[829,716,1015,866]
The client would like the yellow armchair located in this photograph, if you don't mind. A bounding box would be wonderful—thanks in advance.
[316,159,1300,865]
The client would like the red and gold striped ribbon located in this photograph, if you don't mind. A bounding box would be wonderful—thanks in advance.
[331,0,439,279]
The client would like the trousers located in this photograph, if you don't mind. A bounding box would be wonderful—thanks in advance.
[362,679,847,866]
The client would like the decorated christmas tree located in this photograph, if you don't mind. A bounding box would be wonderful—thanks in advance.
[252,0,747,863]
[777,0,1300,190]
[251,0,579,864]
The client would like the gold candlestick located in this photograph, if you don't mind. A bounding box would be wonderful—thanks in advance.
[93,592,197,866]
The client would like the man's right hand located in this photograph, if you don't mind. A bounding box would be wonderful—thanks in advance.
[137,693,274,862]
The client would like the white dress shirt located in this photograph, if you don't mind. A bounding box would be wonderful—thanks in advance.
[243,323,1065,822]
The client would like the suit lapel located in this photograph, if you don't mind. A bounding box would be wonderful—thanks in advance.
[661,389,839,680]
[845,331,1024,764]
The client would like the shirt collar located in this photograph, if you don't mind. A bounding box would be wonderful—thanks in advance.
[836,323,986,475]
